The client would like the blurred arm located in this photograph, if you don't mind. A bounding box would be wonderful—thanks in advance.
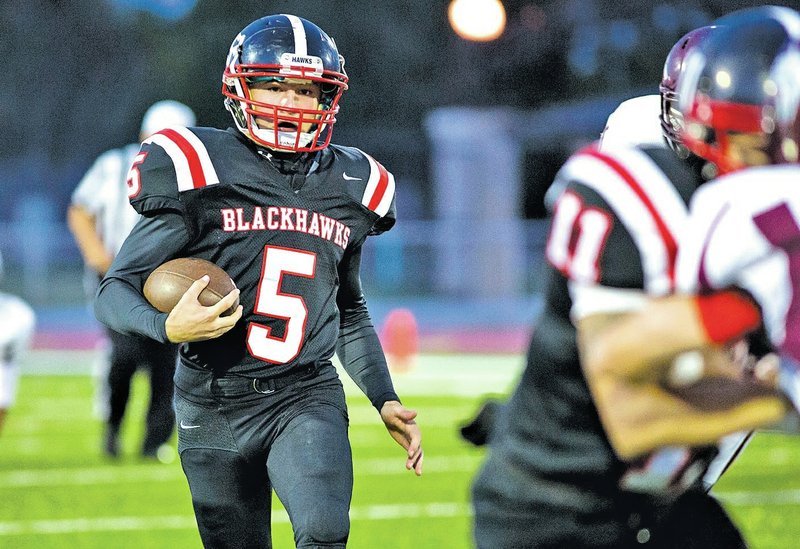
[67,204,113,275]
[577,294,788,460]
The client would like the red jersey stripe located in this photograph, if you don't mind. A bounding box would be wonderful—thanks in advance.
[366,159,390,212]
[581,146,679,284]
[158,128,208,189]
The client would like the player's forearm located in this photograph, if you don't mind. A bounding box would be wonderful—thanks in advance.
[334,244,398,409]
[580,292,761,383]
[94,212,188,343]
[578,292,784,458]
[95,277,169,342]
[337,309,399,410]
[597,376,787,459]
[579,295,713,383]
[67,205,112,274]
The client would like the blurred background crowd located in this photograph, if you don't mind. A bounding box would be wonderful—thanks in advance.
[2,0,795,353]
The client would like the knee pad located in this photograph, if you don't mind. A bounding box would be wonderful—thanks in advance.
[293,506,349,548]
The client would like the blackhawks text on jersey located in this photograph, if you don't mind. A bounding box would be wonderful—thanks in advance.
[102,126,396,379]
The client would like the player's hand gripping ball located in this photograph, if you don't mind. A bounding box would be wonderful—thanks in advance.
[144,258,239,316]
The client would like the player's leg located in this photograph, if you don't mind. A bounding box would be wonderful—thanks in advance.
[141,340,178,456]
[91,337,111,420]
[104,329,141,456]
[647,490,747,548]
[181,448,272,548]
[268,378,352,549]
[175,382,272,548]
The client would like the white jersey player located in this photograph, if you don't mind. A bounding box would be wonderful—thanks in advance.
[677,164,800,384]
[0,252,36,434]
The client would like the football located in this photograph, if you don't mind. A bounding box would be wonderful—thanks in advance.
[143,257,238,316]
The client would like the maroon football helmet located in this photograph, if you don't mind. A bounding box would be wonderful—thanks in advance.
[678,6,800,174]
[659,26,717,155]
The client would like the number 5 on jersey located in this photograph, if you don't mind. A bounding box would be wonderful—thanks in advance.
[247,246,316,364]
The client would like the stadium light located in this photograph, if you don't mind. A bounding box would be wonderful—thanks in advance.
[448,0,507,42]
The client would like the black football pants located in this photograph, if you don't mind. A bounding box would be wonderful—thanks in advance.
[106,328,177,453]
[472,451,747,549]
[174,361,352,549]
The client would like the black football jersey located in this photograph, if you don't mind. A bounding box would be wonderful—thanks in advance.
[122,126,396,376]
[495,143,705,506]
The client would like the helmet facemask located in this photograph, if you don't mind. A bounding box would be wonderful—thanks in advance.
[659,26,717,158]
[222,17,348,153]
[224,60,347,152]
[683,97,773,175]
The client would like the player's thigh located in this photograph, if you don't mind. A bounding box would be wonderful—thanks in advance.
[181,447,270,509]
[268,384,352,519]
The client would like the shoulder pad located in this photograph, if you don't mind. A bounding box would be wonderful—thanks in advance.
[549,143,691,294]
[333,146,397,234]
[599,95,665,151]
[129,127,221,216]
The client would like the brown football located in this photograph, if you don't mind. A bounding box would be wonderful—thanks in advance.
[143,258,238,316]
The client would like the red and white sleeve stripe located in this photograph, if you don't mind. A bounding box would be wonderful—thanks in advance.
[559,145,687,294]
[143,127,219,191]
[361,154,395,217]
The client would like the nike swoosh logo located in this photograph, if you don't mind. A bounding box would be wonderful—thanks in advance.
[180,421,201,429]
[342,172,362,181]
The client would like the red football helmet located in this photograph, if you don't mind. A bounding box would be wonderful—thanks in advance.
[678,6,800,173]
[222,14,348,152]
[659,26,717,156]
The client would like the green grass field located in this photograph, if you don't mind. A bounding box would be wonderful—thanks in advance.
[1,351,799,548]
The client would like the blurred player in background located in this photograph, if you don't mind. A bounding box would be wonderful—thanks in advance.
[68,100,196,459]
[0,251,36,435]
[460,26,717,449]
[94,14,422,548]
[469,9,795,548]
[586,4,800,457]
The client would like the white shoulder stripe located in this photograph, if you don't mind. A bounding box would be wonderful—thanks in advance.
[171,127,220,187]
[606,147,687,238]
[143,127,219,192]
[362,154,396,217]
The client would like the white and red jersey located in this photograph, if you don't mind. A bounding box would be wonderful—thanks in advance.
[506,141,712,494]
[677,164,800,363]
[546,142,699,322]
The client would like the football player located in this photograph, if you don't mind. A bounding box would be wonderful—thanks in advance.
[94,14,422,548]
[470,9,794,549]
[0,251,36,435]
[587,7,800,435]
[602,22,760,492]
[460,25,719,452]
